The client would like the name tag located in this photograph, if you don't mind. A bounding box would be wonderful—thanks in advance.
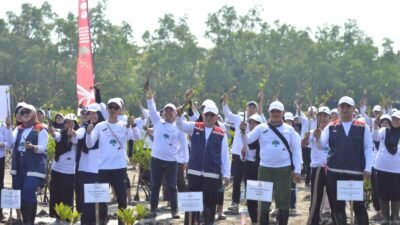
[84,183,110,203]
[1,189,21,209]
[337,180,363,201]
[246,180,273,202]
[178,192,203,212]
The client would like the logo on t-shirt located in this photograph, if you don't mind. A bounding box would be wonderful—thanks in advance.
[109,139,117,146]
[272,140,280,147]
[163,133,170,139]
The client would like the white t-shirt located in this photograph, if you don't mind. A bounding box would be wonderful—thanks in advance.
[86,120,140,170]
[246,123,302,174]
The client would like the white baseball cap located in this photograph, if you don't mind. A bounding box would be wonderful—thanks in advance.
[247,101,258,108]
[203,105,218,115]
[64,113,78,121]
[338,96,355,106]
[284,112,294,121]
[373,105,382,112]
[392,111,400,119]
[87,103,101,112]
[308,106,317,113]
[22,104,36,113]
[331,108,338,115]
[107,98,122,108]
[269,101,284,112]
[380,114,392,122]
[163,103,177,111]
[201,99,216,107]
[317,106,331,115]
[249,114,262,123]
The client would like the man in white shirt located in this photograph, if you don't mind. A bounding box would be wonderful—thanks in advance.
[315,96,373,225]
[145,90,189,219]
[176,102,230,225]
[222,91,265,213]
[244,101,302,225]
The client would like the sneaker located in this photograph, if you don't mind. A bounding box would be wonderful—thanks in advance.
[171,211,180,219]
[146,210,157,219]
[227,203,238,211]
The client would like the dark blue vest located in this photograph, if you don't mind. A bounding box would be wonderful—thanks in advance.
[327,120,365,172]
[11,124,47,179]
[189,122,224,179]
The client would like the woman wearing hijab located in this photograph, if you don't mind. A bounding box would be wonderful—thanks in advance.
[372,111,400,224]
[52,113,64,130]
[49,113,82,223]
[78,103,105,225]
[10,104,48,225]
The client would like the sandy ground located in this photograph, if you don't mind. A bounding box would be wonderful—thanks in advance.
[1,162,383,225]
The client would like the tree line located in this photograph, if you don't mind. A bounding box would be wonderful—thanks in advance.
[1,1,399,114]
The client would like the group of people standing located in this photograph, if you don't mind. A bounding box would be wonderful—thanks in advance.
[0,85,399,225]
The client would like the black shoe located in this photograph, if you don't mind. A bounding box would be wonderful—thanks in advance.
[277,209,289,225]
[171,210,180,219]
[146,210,157,219]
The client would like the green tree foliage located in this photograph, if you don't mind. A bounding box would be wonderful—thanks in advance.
[1,2,399,114]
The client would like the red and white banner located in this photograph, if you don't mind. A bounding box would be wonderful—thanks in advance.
[76,0,95,107]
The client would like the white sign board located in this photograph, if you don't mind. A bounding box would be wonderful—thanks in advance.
[246,180,273,202]
[0,85,12,122]
[84,183,110,203]
[337,180,363,201]
[178,192,203,212]
[1,189,21,209]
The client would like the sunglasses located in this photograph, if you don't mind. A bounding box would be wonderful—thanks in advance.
[20,109,32,115]
[204,113,216,118]
[108,105,120,110]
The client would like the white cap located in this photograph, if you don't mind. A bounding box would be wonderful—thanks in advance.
[22,104,36,113]
[201,99,216,107]
[373,105,382,112]
[249,114,262,123]
[247,101,258,108]
[357,117,366,123]
[87,103,101,112]
[64,113,78,121]
[317,106,331,115]
[391,111,400,119]
[331,108,338,115]
[338,96,355,106]
[308,106,317,113]
[380,114,392,122]
[163,103,177,111]
[107,98,122,108]
[114,97,125,107]
[269,101,284,112]
[203,104,218,115]
[284,112,294,121]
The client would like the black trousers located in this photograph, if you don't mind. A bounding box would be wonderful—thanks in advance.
[184,174,220,225]
[307,167,335,225]
[0,157,4,210]
[302,147,311,185]
[79,171,98,225]
[326,170,368,225]
[371,168,381,211]
[232,154,245,204]
[99,168,127,225]
[49,170,75,218]
[177,163,187,192]
[245,161,259,223]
